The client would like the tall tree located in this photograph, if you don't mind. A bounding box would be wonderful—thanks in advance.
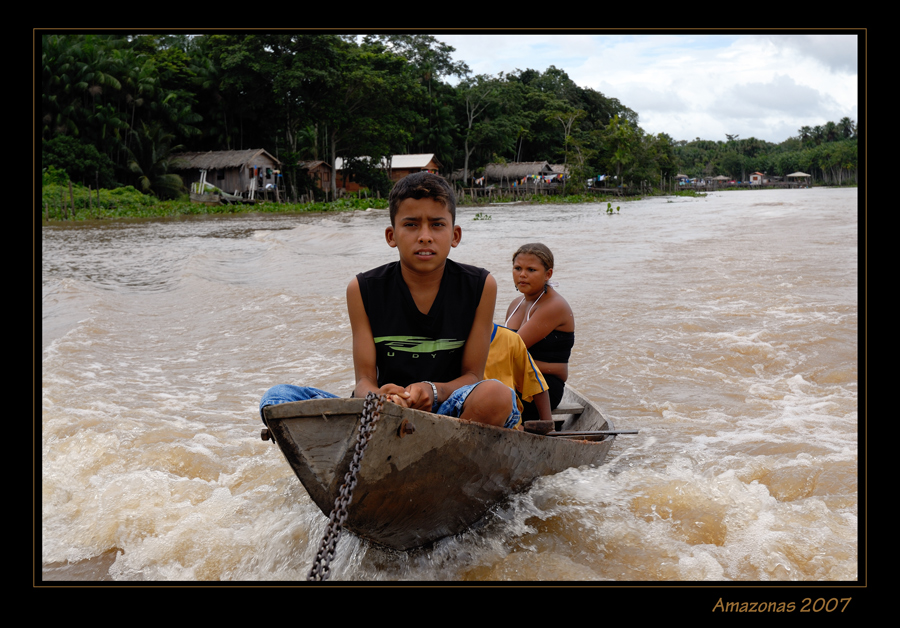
[457,74,499,183]
[363,35,467,171]
[318,39,424,198]
[602,115,639,187]
[546,106,586,189]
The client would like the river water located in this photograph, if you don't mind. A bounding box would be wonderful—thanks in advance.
[40,188,859,583]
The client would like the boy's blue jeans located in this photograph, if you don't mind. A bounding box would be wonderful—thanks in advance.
[259,381,520,429]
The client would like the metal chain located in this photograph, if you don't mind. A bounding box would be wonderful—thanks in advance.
[307,391,385,582]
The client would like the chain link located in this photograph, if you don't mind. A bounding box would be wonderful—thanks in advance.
[307,391,385,582]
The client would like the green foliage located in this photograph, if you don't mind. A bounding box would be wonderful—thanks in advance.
[672,123,857,184]
[41,180,388,222]
[473,212,492,220]
[341,157,393,197]
[40,31,858,216]
[42,135,117,188]
[126,120,187,199]
[42,165,69,186]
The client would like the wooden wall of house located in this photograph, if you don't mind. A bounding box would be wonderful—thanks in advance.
[213,168,241,194]
[309,165,331,189]
[183,166,278,195]
[195,168,253,194]
[181,169,236,193]
[388,168,414,181]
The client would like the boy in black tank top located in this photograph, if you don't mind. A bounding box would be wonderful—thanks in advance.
[259,173,518,429]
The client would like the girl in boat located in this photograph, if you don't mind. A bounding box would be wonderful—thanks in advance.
[504,243,575,422]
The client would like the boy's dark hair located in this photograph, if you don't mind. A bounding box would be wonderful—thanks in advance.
[388,172,457,225]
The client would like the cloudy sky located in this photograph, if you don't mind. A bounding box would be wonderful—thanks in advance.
[431,33,860,145]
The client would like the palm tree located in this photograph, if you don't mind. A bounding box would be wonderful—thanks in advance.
[812,125,825,145]
[838,117,856,139]
[190,53,234,150]
[126,120,186,199]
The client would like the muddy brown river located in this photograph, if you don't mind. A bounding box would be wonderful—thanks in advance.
[40,187,859,583]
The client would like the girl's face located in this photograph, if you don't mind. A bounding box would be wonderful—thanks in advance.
[512,253,552,296]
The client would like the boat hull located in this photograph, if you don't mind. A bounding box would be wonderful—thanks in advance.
[262,386,614,550]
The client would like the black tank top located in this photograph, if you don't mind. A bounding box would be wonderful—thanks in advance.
[357,259,489,388]
[527,329,575,363]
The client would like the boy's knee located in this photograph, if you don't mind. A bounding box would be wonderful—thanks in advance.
[480,380,513,406]
[461,380,515,426]
[259,385,320,422]
[260,384,294,407]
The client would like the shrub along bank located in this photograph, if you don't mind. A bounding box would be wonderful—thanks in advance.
[41,179,640,223]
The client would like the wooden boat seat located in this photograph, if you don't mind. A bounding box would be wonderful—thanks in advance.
[550,402,583,431]
[551,402,583,415]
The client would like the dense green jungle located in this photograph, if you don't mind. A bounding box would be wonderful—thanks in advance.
[40,33,858,221]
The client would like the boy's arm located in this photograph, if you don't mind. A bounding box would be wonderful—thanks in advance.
[403,273,497,411]
[456,272,497,387]
[514,339,552,423]
[532,390,553,423]
[347,278,408,401]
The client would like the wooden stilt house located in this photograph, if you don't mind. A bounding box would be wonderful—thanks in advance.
[173,149,282,200]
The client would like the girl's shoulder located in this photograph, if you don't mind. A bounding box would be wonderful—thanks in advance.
[544,288,572,310]
[540,290,575,328]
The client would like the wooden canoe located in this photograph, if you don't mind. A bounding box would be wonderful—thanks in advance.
[261,385,617,551]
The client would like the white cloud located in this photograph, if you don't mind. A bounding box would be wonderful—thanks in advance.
[757,34,859,74]
[432,33,860,144]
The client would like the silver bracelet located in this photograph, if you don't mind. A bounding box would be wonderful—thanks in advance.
[423,381,439,413]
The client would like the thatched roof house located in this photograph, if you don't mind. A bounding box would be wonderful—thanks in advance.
[173,149,282,196]
[484,161,553,183]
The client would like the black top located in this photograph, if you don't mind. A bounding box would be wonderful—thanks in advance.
[356,259,489,388]
[530,329,575,363]
[514,329,575,363]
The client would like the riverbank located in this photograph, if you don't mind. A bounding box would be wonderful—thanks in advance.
[40,183,644,223]
[40,181,853,223]
[39,183,390,222]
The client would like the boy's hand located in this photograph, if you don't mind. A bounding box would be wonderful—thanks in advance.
[403,382,435,412]
[377,383,411,407]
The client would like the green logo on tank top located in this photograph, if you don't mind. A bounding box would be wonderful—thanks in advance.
[374,336,465,354]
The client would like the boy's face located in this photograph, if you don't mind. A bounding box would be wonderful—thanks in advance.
[386,197,461,274]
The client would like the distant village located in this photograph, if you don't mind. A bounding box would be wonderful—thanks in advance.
[178,149,813,206]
